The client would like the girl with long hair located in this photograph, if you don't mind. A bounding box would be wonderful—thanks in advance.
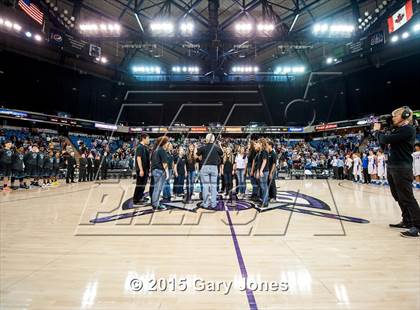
[221,146,234,198]
[235,145,247,198]
[185,143,199,202]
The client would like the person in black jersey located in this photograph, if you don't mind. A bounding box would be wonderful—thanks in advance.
[100,151,109,180]
[66,151,76,183]
[373,106,420,238]
[133,133,150,205]
[52,151,61,184]
[196,134,223,209]
[221,146,234,198]
[173,146,187,197]
[267,140,278,202]
[78,153,88,182]
[1,140,14,191]
[185,144,198,202]
[43,150,54,186]
[24,144,39,186]
[37,146,46,186]
[11,146,28,189]
[255,138,270,208]
[162,142,175,202]
[87,152,94,181]
[150,136,169,210]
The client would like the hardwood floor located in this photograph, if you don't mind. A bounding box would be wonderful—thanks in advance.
[1,179,419,309]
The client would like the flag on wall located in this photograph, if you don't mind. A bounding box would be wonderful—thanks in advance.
[18,0,44,25]
[387,0,413,33]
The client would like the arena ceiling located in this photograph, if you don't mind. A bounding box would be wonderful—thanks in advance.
[44,0,381,73]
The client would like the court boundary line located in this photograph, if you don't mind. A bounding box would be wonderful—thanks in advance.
[0,184,101,204]
[337,181,397,197]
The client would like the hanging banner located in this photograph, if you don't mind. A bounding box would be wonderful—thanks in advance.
[387,0,413,33]
[49,28,101,59]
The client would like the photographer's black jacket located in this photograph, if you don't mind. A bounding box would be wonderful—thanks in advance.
[375,125,416,168]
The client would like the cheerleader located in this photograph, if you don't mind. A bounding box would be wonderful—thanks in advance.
[367,150,377,181]
[352,153,363,183]
[376,150,387,184]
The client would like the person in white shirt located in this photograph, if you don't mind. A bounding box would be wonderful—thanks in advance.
[352,153,363,183]
[331,155,338,179]
[367,150,377,180]
[376,150,387,184]
[345,154,353,180]
[234,146,248,198]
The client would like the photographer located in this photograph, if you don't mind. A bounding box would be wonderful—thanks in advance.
[373,106,420,238]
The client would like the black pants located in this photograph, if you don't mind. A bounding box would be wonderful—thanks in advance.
[79,168,87,182]
[346,168,353,180]
[101,167,107,180]
[363,168,370,184]
[333,167,338,179]
[221,174,226,192]
[338,167,344,180]
[66,168,75,183]
[87,168,93,181]
[387,167,420,228]
[269,173,277,199]
[133,170,148,203]
[173,174,185,195]
[224,173,233,195]
[93,168,99,180]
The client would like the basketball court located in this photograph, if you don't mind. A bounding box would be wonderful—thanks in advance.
[1,180,419,309]
[2,0,420,309]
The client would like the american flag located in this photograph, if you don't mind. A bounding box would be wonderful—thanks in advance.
[18,0,44,25]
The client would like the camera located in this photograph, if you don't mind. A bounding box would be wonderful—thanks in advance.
[376,114,393,127]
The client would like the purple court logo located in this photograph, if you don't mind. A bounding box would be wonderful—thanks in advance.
[88,191,369,225]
